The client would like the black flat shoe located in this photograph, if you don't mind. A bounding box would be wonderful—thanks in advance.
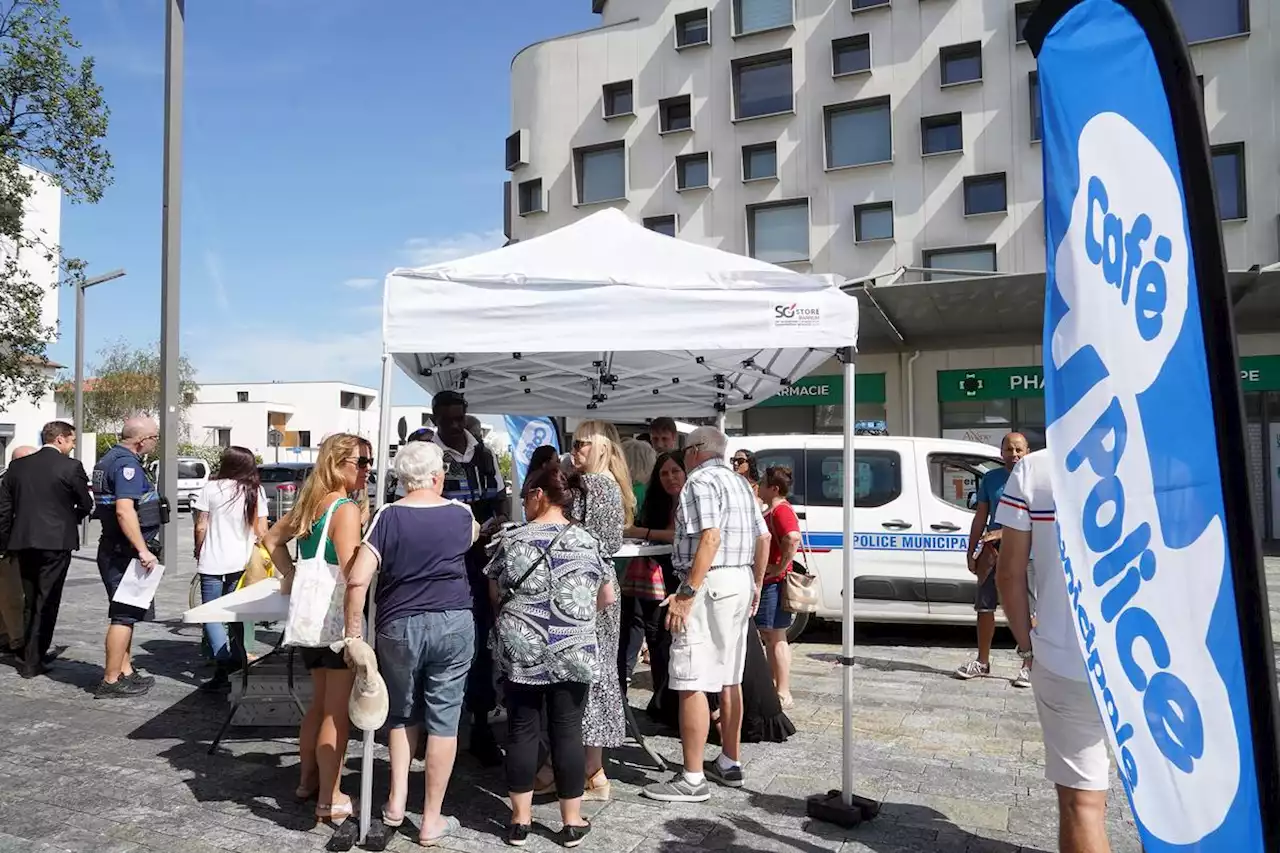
[559,821,591,848]
[507,822,531,847]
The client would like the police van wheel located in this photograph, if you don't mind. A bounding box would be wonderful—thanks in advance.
[786,612,810,643]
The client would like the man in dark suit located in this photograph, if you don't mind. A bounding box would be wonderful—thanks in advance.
[0,421,93,678]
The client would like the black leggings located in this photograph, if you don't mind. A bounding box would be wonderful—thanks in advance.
[618,595,668,691]
[505,681,589,799]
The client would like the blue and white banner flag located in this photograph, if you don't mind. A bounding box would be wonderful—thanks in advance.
[504,415,559,486]
[1029,1,1280,850]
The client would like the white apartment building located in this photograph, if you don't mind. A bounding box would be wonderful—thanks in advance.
[506,0,1280,539]
[0,168,63,465]
[189,381,380,463]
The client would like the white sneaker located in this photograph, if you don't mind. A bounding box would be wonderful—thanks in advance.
[1012,667,1032,688]
[953,659,991,680]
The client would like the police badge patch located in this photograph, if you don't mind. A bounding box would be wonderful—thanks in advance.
[122,467,136,481]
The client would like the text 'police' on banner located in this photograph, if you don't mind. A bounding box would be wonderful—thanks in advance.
[1028,0,1280,850]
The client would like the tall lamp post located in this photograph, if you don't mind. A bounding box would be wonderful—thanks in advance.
[158,0,184,566]
[73,268,127,463]
[74,268,126,547]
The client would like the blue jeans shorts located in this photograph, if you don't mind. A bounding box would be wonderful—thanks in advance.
[755,581,794,631]
[377,609,475,736]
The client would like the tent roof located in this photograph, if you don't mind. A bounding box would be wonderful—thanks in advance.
[382,209,860,419]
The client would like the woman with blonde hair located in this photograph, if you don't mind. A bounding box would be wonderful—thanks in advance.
[264,433,372,827]
[567,419,631,799]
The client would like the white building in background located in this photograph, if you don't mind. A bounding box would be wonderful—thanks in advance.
[506,0,1280,540]
[189,381,380,463]
[0,167,62,465]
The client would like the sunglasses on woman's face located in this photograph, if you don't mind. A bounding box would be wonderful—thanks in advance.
[732,457,749,465]
[346,456,373,469]
[572,439,593,451]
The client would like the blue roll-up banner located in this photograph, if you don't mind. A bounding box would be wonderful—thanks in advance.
[504,415,559,485]
[1028,1,1280,850]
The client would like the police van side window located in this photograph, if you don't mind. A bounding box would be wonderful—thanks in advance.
[753,449,806,504]
[806,449,901,508]
[928,454,1002,511]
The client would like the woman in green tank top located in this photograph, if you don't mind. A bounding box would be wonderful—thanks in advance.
[264,433,371,827]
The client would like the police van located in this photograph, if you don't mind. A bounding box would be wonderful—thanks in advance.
[731,435,1004,631]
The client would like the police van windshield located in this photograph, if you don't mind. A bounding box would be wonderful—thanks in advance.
[178,461,206,480]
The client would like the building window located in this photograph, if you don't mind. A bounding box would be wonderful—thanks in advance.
[832,34,871,76]
[602,80,633,119]
[505,129,528,171]
[676,152,711,191]
[824,98,891,169]
[236,391,249,403]
[920,113,962,155]
[1029,71,1042,142]
[747,199,809,263]
[1170,0,1248,43]
[733,0,793,36]
[851,0,890,10]
[1015,1,1039,43]
[517,178,544,215]
[675,8,710,47]
[1211,142,1246,220]
[644,215,678,237]
[659,95,693,134]
[574,141,626,205]
[854,202,894,242]
[298,430,311,448]
[964,173,1007,216]
[733,51,793,120]
[216,428,231,448]
[940,42,983,86]
[742,142,778,181]
[922,245,997,280]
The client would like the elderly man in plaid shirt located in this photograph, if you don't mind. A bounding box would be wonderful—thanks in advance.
[643,426,770,803]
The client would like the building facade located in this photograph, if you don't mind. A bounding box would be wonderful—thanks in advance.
[0,168,63,465]
[506,0,1280,539]
[189,381,380,463]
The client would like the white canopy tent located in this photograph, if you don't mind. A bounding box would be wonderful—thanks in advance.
[362,209,870,839]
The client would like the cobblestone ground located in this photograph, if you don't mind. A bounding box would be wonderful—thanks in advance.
[0,520,1276,853]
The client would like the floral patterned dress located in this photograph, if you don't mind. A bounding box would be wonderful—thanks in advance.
[485,522,608,687]
[571,473,626,748]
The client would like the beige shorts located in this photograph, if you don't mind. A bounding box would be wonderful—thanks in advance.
[1031,664,1111,791]
[668,567,754,694]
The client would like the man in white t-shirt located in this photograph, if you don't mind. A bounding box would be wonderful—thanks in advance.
[994,450,1112,853]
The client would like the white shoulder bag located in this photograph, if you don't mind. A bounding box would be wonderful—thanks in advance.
[283,501,348,648]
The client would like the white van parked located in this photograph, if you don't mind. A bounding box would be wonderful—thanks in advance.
[730,435,1004,630]
[149,456,211,511]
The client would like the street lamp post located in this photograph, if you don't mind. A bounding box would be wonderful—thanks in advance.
[73,268,126,464]
[158,0,184,566]
[74,268,126,547]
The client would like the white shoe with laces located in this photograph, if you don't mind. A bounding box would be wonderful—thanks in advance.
[953,659,991,680]
[1012,667,1032,688]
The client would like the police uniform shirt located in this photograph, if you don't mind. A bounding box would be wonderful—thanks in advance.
[94,445,162,544]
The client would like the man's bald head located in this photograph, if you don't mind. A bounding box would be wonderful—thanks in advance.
[9,445,36,461]
[1001,432,1030,469]
[120,416,159,455]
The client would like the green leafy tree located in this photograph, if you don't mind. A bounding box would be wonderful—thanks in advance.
[56,340,199,436]
[0,0,111,407]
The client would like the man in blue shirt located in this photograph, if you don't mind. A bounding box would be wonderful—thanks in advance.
[955,432,1029,684]
[92,416,165,699]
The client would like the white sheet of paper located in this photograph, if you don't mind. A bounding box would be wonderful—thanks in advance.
[112,559,166,609]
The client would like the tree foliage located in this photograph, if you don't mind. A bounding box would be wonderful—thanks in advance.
[57,340,199,436]
[0,0,111,407]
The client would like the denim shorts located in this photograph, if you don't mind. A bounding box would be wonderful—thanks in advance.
[98,548,157,627]
[377,609,475,736]
[754,581,794,631]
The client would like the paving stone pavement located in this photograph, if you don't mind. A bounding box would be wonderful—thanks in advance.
[1,520,1276,853]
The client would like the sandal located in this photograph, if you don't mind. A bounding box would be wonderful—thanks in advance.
[382,804,405,828]
[419,815,461,847]
[316,797,354,823]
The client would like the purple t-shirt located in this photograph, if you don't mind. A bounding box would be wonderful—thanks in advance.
[363,501,475,625]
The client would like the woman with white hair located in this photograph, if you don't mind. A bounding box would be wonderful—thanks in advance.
[344,441,478,847]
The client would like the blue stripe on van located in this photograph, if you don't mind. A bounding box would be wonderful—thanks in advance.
[802,532,969,553]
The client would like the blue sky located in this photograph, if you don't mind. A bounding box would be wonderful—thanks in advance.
[46,0,596,403]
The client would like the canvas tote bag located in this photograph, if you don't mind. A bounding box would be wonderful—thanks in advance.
[782,565,820,614]
[283,501,347,648]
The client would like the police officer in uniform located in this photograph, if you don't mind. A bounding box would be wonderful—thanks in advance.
[93,416,165,698]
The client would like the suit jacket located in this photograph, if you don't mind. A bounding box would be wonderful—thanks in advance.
[0,447,93,552]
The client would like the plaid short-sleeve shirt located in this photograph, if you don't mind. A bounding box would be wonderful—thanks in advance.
[673,458,768,577]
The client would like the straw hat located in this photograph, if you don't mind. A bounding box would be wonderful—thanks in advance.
[333,638,388,731]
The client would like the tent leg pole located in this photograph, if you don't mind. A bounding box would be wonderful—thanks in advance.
[805,347,880,828]
[358,353,395,846]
